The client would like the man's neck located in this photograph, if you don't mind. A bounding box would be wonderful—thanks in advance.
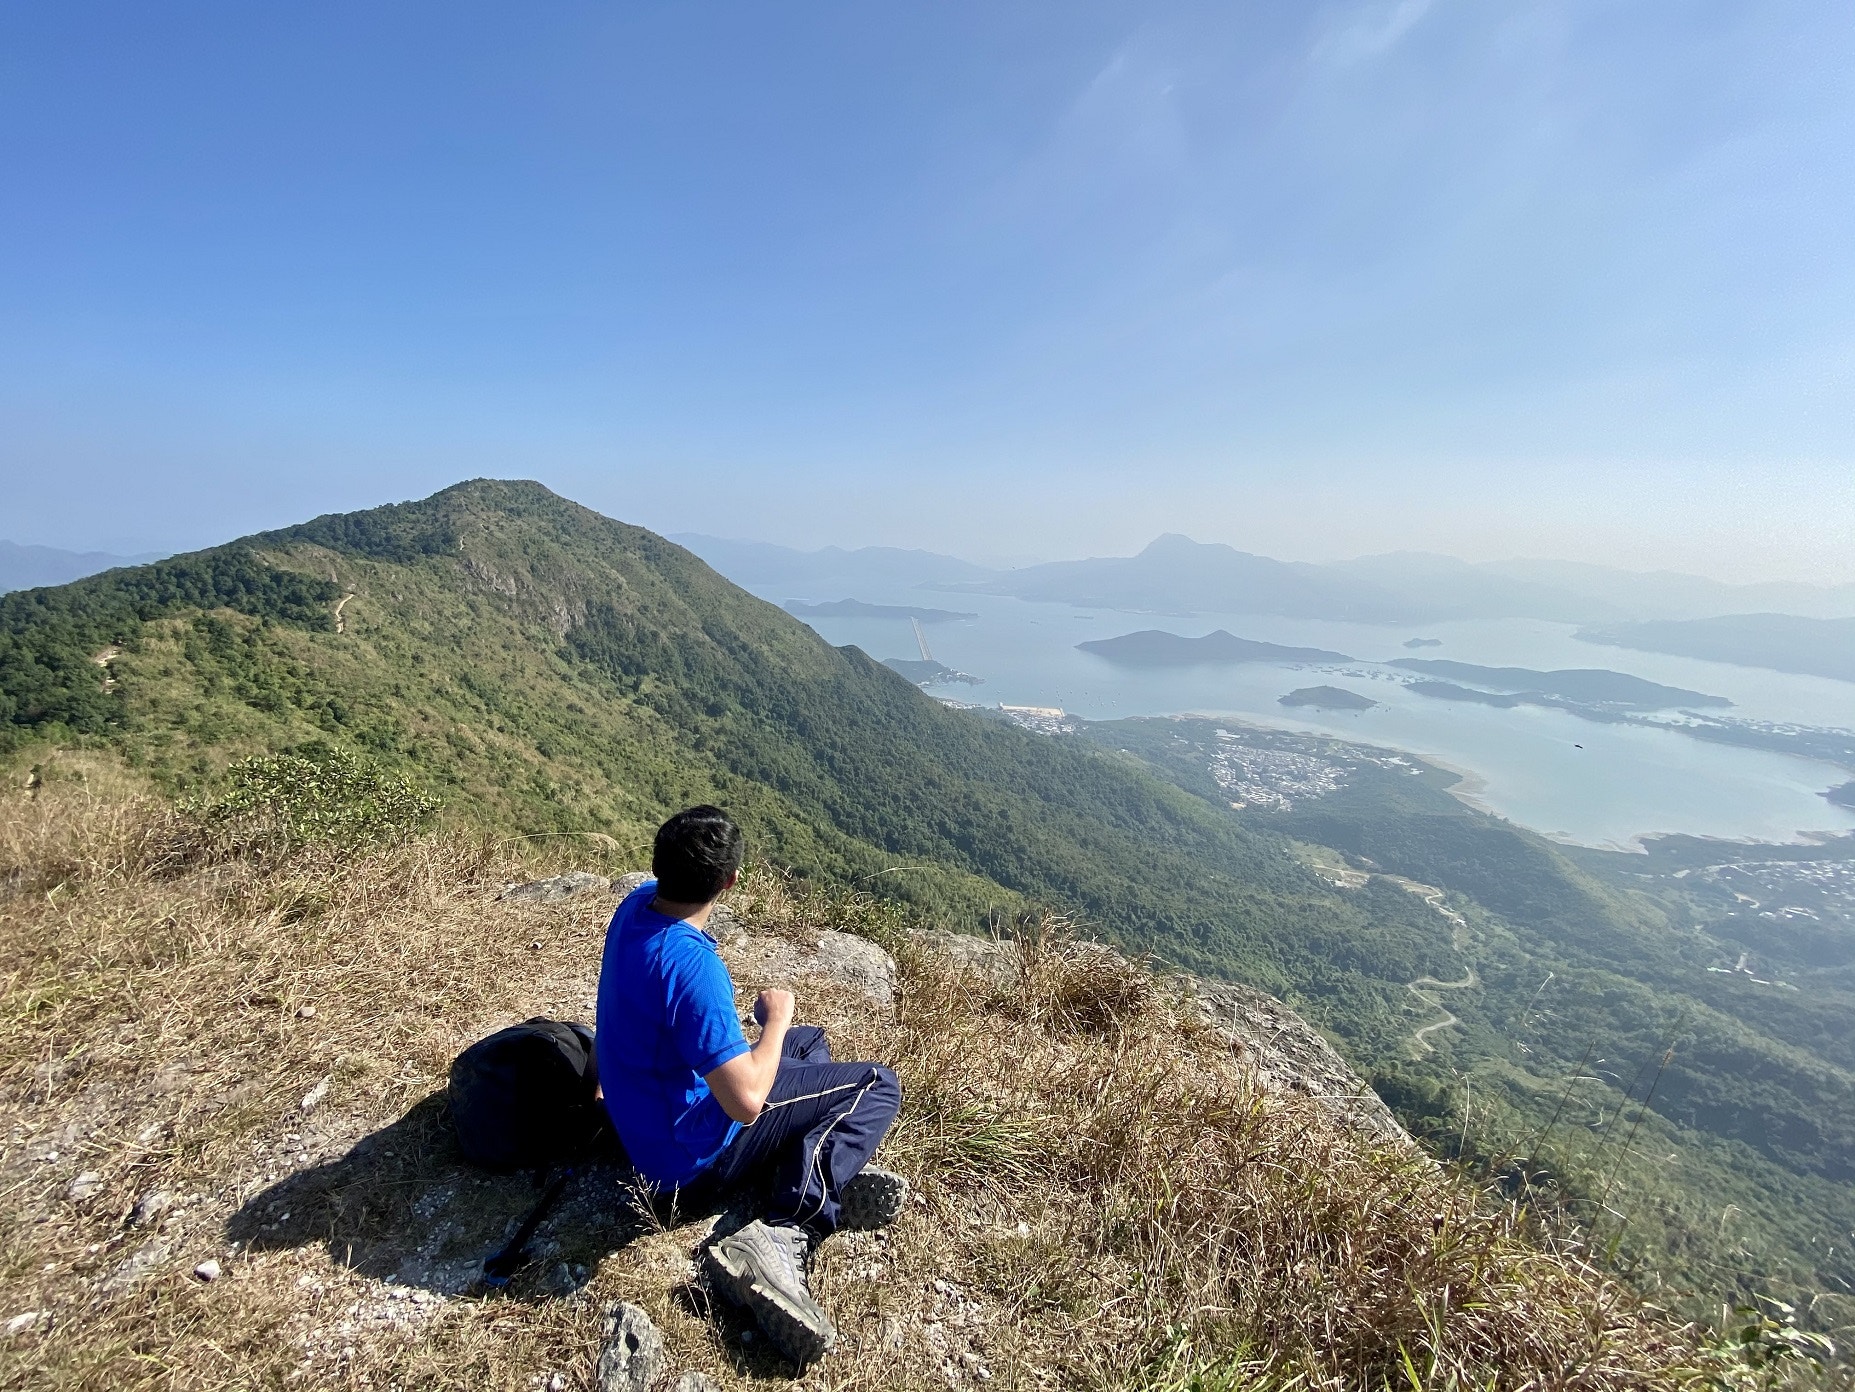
[649,893,716,929]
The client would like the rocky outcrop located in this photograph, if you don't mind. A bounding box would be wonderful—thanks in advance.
[1186,977,1409,1148]
[500,872,614,904]
[730,929,897,1008]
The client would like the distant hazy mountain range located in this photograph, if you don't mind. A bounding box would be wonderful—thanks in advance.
[958,534,1416,622]
[1579,615,1855,686]
[0,540,166,593]
[676,532,1855,626]
[783,599,976,623]
[668,534,991,593]
[1077,629,1351,667]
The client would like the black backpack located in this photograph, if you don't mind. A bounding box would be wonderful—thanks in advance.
[448,1018,609,1172]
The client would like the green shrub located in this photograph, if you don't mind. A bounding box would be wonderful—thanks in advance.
[185,743,439,855]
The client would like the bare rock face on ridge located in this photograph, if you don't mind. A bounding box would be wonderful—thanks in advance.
[500,872,613,904]
[1187,977,1410,1148]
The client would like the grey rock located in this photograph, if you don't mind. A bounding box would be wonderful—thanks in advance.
[916,930,1016,987]
[299,1075,331,1113]
[1189,977,1412,1149]
[501,872,612,904]
[597,1301,666,1392]
[737,930,896,1009]
[191,1259,222,1282]
[128,1190,172,1227]
[706,902,745,944]
[65,1171,104,1203]
[103,1240,172,1291]
[670,1375,721,1392]
[613,871,651,896]
[538,1260,591,1298]
[813,931,896,1003]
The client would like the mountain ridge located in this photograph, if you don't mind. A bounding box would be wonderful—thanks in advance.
[676,531,1855,624]
[0,539,169,595]
[1578,613,1855,685]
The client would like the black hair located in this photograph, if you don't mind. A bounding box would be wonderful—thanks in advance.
[652,805,744,903]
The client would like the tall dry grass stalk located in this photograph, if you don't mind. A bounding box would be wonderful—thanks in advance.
[0,776,1736,1390]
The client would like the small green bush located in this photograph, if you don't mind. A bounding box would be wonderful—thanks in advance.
[185,743,439,855]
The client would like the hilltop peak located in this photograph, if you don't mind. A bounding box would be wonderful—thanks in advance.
[1139,532,1235,557]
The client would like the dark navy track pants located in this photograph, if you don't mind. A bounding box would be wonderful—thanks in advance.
[684,1026,900,1235]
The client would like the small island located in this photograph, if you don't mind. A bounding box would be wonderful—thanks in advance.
[1829,781,1855,811]
[1403,637,1443,649]
[1280,686,1377,711]
[787,599,978,622]
[1389,658,1729,711]
[1406,680,1524,708]
[883,657,982,686]
[1077,629,1352,667]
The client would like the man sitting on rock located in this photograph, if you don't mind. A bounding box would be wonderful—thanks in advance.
[595,805,907,1363]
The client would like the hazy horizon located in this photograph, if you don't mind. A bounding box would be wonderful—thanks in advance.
[10,485,1855,594]
[4,3,1854,583]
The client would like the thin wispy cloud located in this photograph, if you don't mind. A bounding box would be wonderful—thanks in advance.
[1315,0,1439,66]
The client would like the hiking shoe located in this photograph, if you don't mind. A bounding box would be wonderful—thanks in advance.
[702,1220,836,1364]
[838,1166,909,1231]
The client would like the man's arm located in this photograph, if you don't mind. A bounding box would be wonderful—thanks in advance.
[706,988,794,1124]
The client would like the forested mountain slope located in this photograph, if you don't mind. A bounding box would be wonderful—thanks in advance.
[0,480,1372,986]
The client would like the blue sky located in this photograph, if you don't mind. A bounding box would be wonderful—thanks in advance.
[3,1,1852,579]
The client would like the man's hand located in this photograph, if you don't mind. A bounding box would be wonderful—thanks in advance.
[753,988,794,1029]
[708,988,798,1124]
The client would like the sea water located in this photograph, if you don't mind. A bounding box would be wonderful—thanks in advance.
[759,586,1855,851]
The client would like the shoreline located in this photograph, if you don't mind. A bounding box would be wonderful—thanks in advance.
[1175,707,1853,856]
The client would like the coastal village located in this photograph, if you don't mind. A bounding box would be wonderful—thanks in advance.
[977,697,1422,814]
[1206,727,1420,812]
[1685,855,1855,952]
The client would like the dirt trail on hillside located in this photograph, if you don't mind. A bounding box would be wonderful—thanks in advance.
[333,592,353,633]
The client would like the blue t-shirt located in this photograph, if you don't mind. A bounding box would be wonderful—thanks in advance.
[595,881,750,1187]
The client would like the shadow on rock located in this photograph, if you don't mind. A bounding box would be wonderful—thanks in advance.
[225,1093,663,1299]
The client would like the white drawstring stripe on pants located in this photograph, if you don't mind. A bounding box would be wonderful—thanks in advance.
[763,1070,884,1226]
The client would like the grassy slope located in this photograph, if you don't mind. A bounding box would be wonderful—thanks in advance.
[0,783,1714,1391]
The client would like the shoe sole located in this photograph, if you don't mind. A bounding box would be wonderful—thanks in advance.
[839,1168,909,1231]
[702,1242,836,1363]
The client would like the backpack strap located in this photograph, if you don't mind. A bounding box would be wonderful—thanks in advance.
[478,1165,577,1289]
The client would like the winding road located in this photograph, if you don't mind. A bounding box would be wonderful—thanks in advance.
[1406,968,1479,1054]
[1385,877,1479,1055]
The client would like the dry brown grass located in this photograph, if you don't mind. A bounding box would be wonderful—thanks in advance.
[0,767,1732,1390]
